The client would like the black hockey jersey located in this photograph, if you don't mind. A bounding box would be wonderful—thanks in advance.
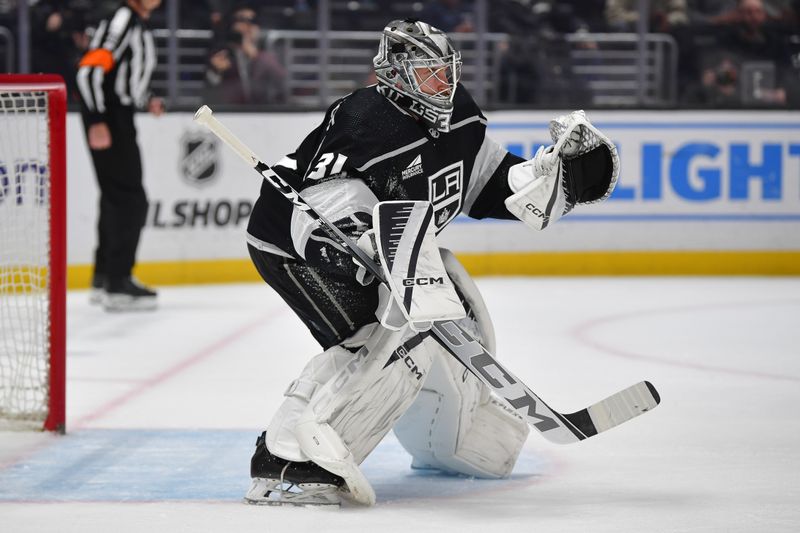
[246,84,524,275]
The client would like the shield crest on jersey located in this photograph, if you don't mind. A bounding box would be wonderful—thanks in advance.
[180,130,218,187]
[427,161,463,230]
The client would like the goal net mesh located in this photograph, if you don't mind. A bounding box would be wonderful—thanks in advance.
[0,90,52,429]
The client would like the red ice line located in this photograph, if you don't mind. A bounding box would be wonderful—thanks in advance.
[0,309,282,473]
[569,298,800,383]
[72,309,284,429]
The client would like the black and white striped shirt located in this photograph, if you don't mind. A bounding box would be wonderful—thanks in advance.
[76,5,156,124]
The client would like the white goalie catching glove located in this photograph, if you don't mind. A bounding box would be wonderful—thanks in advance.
[505,110,620,230]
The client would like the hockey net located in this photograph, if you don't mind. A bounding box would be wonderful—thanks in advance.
[0,75,66,432]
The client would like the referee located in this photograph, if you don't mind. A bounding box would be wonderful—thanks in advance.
[76,0,163,312]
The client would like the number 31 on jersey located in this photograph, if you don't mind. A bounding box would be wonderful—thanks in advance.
[307,152,348,181]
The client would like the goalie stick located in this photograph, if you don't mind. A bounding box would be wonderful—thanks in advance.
[193,105,661,445]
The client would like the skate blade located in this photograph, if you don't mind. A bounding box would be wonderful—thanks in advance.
[103,295,158,312]
[243,497,340,507]
[244,478,341,507]
[89,289,106,305]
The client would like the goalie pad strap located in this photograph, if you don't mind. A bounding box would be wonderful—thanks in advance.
[284,378,318,402]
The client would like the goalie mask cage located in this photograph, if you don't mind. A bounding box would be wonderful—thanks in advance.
[0,74,66,433]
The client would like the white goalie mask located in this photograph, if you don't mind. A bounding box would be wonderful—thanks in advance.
[373,19,462,132]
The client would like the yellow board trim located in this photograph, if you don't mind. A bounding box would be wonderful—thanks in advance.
[455,250,800,276]
[66,251,800,289]
[67,259,262,290]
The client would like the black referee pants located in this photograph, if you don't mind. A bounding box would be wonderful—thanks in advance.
[82,105,149,280]
[248,245,379,350]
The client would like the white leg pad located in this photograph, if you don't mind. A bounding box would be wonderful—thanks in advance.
[394,352,529,478]
[266,321,439,504]
[439,248,496,354]
[294,418,376,505]
[303,324,437,458]
[394,249,529,478]
[266,323,376,462]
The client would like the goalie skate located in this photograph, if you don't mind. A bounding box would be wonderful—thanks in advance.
[244,478,342,507]
[244,431,345,507]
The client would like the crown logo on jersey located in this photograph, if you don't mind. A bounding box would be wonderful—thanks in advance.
[401,154,423,180]
[436,206,452,228]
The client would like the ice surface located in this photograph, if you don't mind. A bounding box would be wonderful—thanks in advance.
[2,278,799,532]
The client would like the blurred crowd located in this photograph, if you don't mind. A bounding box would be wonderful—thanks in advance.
[2,0,798,108]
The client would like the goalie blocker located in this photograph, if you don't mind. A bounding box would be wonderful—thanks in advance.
[357,201,466,331]
[505,110,620,230]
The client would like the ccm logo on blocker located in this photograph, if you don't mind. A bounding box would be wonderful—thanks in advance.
[403,277,445,286]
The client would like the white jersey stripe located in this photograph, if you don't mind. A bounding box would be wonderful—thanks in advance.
[91,68,105,113]
[462,135,507,214]
[274,156,298,170]
[139,30,157,106]
[355,137,428,172]
[76,68,95,112]
[112,27,133,61]
[246,233,295,258]
[449,115,486,130]
[103,6,132,50]
[128,26,143,107]
[115,61,132,105]
[90,20,107,48]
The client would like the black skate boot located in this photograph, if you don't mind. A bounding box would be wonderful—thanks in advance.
[244,431,345,506]
[103,276,157,312]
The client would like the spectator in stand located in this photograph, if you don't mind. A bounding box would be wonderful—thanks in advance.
[653,0,692,31]
[419,0,475,33]
[605,0,642,30]
[176,0,225,30]
[31,1,90,101]
[687,0,799,106]
[693,54,743,105]
[557,0,608,31]
[203,3,287,105]
[489,0,593,106]
[605,0,690,31]
[698,0,797,23]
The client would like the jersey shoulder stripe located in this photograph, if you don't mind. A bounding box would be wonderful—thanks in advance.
[306,87,430,170]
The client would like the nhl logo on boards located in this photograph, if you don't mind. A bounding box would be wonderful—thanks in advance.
[180,130,218,188]
[402,154,423,180]
[428,161,463,230]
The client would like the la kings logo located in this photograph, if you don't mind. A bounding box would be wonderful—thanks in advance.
[428,161,463,230]
[180,130,218,187]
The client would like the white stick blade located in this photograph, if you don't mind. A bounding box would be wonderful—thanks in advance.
[584,381,660,434]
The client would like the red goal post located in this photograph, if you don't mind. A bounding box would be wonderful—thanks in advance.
[0,74,66,432]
